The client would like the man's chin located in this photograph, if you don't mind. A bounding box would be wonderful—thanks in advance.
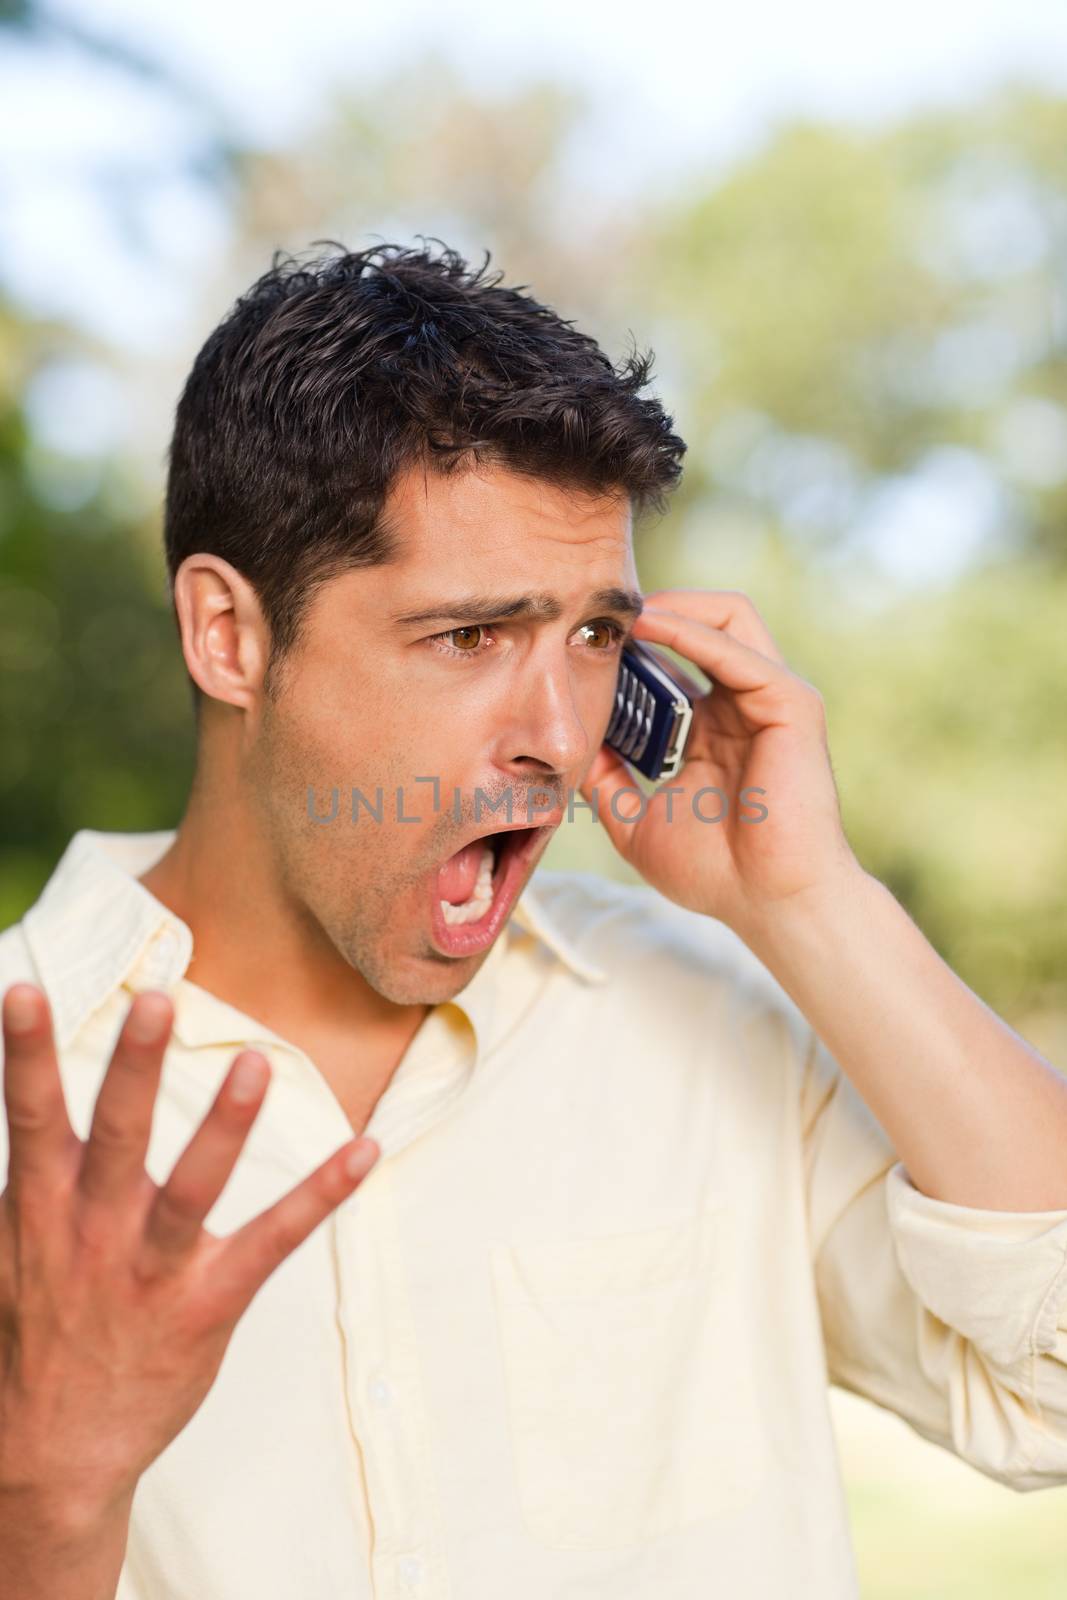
[369,937,495,1008]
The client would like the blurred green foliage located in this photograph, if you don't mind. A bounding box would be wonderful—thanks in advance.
[843,1466,1067,1598]
[0,307,195,927]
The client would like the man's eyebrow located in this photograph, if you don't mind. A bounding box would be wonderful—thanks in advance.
[392,587,645,628]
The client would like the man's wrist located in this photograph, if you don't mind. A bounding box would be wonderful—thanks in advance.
[0,1479,135,1600]
[730,861,878,964]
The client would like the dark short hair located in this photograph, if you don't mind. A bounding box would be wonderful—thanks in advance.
[164,238,687,702]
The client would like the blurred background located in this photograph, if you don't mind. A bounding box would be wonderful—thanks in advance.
[2,0,1066,1590]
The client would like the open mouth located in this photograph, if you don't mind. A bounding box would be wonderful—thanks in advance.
[438,827,536,924]
[429,824,548,956]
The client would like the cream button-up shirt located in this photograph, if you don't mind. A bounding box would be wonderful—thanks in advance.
[2,828,1066,1599]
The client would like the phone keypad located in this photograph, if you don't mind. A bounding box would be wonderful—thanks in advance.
[606,665,655,764]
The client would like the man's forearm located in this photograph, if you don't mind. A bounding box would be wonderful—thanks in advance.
[735,866,1067,1212]
[0,1487,133,1600]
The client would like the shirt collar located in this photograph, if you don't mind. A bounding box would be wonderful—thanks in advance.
[510,875,608,985]
[23,828,606,1054]
[23,829,194,1051]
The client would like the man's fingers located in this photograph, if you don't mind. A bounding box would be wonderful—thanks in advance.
[641,587,788,664]
[212,1138,380,1312]
[1,984,77,1191]
[141,1051,271,1263]
[631,608,806,724]
[77,991,173,1209]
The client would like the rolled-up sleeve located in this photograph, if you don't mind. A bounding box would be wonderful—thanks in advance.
[799,1024,1067,1491]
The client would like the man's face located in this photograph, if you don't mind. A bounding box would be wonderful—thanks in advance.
[251,460,642,1005]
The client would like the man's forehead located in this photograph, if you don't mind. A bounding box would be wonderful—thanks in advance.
[381,459,633,545]
[365,463,635,598]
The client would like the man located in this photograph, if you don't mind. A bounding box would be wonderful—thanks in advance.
[1,241,1066,1600]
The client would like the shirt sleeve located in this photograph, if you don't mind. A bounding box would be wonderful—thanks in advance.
[799,1023,1067,1492]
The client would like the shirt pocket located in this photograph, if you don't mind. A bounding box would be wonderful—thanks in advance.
[489,1203,770,1552]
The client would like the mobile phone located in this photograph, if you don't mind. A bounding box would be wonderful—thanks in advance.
[604,639,695,782]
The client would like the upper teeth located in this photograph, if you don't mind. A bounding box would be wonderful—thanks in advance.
[441,844,496,925]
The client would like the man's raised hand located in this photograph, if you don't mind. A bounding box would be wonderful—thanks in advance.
[0,982,378,1599]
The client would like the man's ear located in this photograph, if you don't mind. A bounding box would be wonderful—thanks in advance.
[172,554,270,711]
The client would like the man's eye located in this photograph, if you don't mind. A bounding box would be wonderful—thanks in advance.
[428,624,492,659]
[448,625,484,652]
[577,619,626,650]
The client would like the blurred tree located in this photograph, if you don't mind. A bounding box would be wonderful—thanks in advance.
[0,0,243,255]
[0,300,194,929]
[633,82,1067,571]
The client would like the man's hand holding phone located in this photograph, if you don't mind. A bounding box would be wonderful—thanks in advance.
[0,983,379,1600]
[585,586,861,938]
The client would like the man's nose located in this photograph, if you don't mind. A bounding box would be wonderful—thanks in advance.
[493,655,592,782]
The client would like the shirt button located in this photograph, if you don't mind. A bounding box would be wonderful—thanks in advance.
[368,1375,392,1407]
[155,929,179,964]
[397,1553,423,1586]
